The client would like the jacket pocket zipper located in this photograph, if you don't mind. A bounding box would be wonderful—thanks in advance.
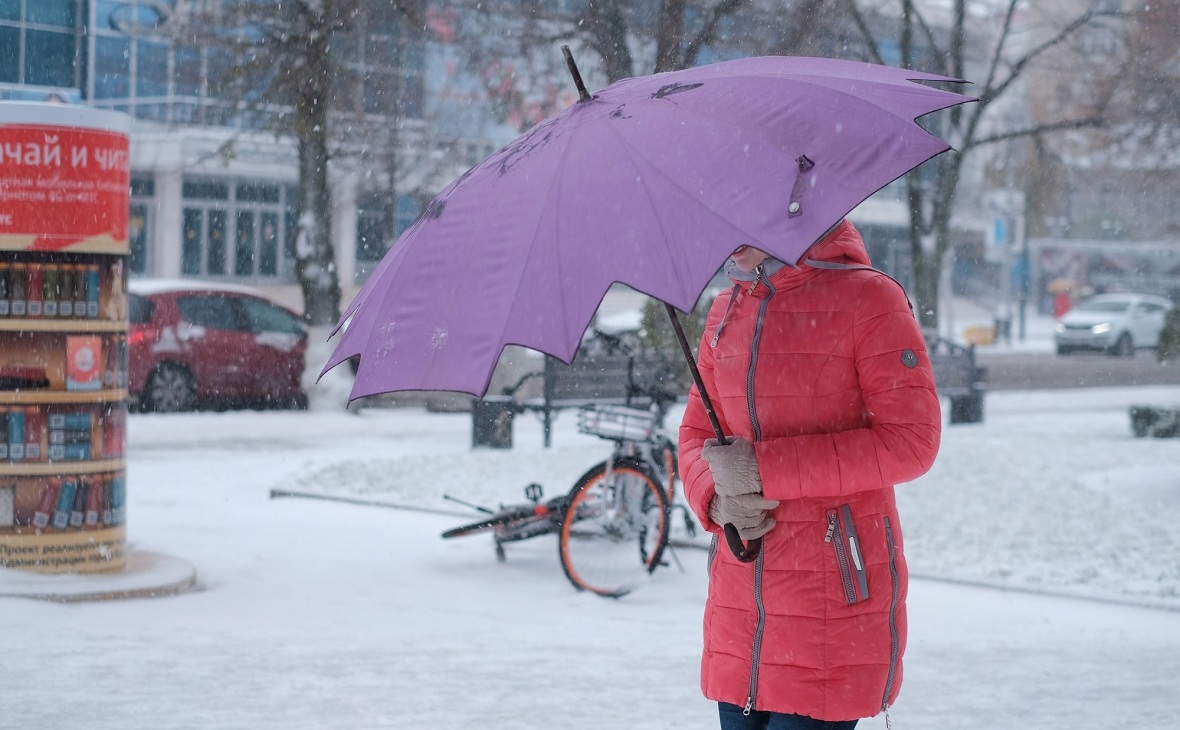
[825,505,869,605]
[881,516,900,711]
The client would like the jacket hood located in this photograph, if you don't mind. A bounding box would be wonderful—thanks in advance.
[802,219,871,268]
[726,219,872,287]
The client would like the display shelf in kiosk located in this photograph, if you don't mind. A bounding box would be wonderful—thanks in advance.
[0,103,130,574]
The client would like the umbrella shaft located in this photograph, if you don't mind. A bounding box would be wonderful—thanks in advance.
[664,303,726,442]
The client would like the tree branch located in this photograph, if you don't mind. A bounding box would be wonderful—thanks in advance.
[841,0,884,65]
[971,116,1104,147]
[681,0,747,70]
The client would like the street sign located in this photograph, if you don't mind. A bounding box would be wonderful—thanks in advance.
[993,216,1008,248]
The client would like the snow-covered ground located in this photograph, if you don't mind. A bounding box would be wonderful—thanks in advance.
[2,373,1180,728]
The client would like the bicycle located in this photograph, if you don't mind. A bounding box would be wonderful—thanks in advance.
[442,330,694,598]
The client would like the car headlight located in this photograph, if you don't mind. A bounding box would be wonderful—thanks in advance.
[1091,322,1112,334]
[1055,323,1066,333]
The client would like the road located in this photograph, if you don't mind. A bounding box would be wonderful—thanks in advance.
[979,349,1180,390]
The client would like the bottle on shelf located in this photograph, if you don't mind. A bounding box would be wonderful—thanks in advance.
[43,263,59,318]
[58,264,74,318]
[72,262,87,321]
[0,261,10,317]
[24,405,42,462]
[10,262,26,317]
[6,408,25,462]
[32,478,59,529]
[86,263,100,319]
[69,477,88,528]
[51,477,77,530]
[84,477,102,528]
[26,264,43,318]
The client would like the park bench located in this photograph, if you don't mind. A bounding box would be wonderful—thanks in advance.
[471,328,688,448]
[924,332,988,424]
[512,353,684,447]
[473,330,987,448]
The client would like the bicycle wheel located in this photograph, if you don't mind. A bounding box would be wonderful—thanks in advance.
[558,457,669,598]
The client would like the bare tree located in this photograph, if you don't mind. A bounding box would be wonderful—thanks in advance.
[844,0,1127,327]
[453,0,837,124]
[169,0,421,326]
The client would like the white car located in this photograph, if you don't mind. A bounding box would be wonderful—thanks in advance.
[1054,293,1175,356]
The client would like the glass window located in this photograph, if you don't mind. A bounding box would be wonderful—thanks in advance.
[396,195,419,237]
[27,0,75,27]
[259,212,279,276]
[0,26,17,83]
[240,298,303,335]
[0,0,19,21]
[129,204,149,274]
[401,75,424,120]
[235,210,255,276]
[207,209,227,275]
[95,1,125,30]
[25,29,76,88]
[356,212,385,260]
[94,36,131,99]
[182,209,203,275]
[128,293,154,325]
[136,40,169,98]
[236,183,280,203]
[177,295,245,331]
[174,45,202,97]
[130,177,155,197]
[183,181,228,200]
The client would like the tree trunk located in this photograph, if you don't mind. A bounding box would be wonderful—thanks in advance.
[293,25,342,327]
[654,0,686,73]
[585,0,634,82]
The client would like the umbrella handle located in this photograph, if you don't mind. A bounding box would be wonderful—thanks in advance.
[723,525,762,564]
[664,304,761,563]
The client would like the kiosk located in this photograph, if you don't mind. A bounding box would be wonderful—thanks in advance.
[0,103,130,573]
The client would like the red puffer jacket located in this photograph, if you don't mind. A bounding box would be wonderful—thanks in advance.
[679,220,941,721]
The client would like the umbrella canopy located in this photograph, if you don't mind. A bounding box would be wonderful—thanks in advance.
[324,55,973,400]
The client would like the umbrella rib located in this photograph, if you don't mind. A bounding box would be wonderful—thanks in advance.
[701,70,967,125]
[501,123,581,360]
[602,121,769,289]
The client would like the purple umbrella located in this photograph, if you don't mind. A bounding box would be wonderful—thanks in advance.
[324,52,972,559]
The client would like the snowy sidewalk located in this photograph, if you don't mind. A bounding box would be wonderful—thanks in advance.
[1,385,1179,728]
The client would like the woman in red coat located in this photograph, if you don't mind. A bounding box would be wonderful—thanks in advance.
[679,219,942,729]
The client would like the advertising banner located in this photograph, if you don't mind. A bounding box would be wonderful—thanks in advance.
[0,105,130,254]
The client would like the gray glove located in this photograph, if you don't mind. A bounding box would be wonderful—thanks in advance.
[702,436,762,497]
[709,493,778,540]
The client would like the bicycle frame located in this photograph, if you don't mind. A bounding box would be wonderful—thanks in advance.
[442,329,692,595]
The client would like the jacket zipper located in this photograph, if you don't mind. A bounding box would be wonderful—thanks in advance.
[745,267,773,443]
[881,517,901,712]
[742,267,774,715]
[825,512,857,604]
[743,548,767,715]
[825,505,869,604]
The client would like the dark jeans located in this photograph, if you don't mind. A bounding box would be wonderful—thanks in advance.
[718,702,859,730]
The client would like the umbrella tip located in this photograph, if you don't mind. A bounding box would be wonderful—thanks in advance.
[561,45,592,102]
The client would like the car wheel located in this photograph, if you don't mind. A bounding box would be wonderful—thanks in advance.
[146,364,196,413]
[1111,333,1134,358]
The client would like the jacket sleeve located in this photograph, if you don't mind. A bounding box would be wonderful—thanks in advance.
[678,294,732,534]
[756,275,942,500]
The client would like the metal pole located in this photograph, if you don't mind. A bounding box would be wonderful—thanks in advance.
[663,303,760,563]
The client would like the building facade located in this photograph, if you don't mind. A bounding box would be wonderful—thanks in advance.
[1,0,460,314]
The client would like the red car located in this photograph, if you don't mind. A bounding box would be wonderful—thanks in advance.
[128,280,308,412]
